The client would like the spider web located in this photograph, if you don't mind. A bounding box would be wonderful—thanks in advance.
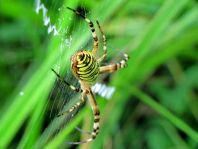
[34,1,85,147]
[34,1,119,147]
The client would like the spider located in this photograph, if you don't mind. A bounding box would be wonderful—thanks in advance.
[51,7,129,145]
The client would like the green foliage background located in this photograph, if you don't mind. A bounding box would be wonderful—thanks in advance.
[0,0,198,148]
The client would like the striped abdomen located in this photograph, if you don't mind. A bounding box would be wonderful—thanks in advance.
[71,51,99,84]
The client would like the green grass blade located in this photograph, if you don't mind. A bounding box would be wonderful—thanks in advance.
[43,108,87,149]
[116,0,189,85]
[131,87,198,142]
[0,0,78,147]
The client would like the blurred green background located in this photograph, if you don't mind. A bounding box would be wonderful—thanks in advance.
[0,0,198,148]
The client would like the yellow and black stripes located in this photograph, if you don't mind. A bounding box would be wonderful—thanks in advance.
[92,109,100,138]
[51,68,82,93]
[119,53,129,68]
[99,53,129,74]
[67,107,100,145]
[67,89,100,145]
[71,51,99,84]
[57,93,85,117]
[86,89,100,142]
[67,7,99,55]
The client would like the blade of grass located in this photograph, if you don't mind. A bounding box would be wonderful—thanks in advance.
[43,108,87,149]
[0,0,79,147]
[119,0,189,85]
[160,120,190,149]
[156,5,198,47]
[17,95,47,149]
[139,27,198,82]
[17,0,82,148]
[131,87,198,142]
[0,68,55,148]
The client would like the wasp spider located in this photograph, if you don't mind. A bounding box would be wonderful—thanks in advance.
[51,7,129,145]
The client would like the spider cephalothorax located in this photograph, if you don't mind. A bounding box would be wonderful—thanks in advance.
[52,7,129,145]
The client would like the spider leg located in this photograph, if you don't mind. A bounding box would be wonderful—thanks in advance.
[96,20,107,63]
[66,7,99,55]
[57,92,86,117]
[51,68,82,93]
[67,89,100,145]
[99,53,129,74]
